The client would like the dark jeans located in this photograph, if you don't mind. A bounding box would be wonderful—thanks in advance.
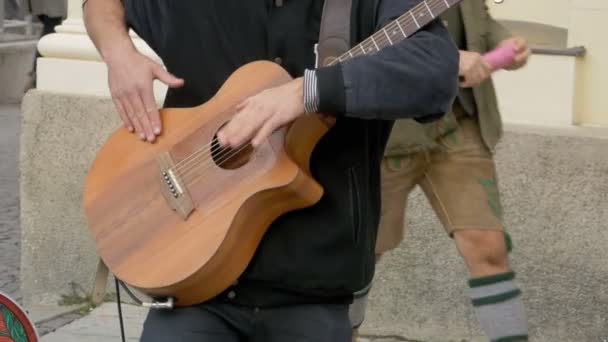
[140,301,352,342]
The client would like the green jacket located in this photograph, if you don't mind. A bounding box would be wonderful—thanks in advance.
[384,0,511,157]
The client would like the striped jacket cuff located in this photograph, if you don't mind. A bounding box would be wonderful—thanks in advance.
[303,69,319,114]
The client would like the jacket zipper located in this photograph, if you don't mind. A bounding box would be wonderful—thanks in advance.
[348,167,362,245]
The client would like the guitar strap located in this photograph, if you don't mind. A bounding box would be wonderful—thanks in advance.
[315,0,353,68]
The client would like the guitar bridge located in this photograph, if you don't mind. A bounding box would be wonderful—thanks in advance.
[156,152,195,220]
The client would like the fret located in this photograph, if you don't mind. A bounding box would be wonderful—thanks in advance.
[396,20,407,37]
[359,44,366,54]
[411,4,435,31]
[388,27,400,39]
[443,0,450,8]
[409,10,420,28]
[383,28,393,45]
[348,51,353,58]
[424,1,435,18]
[371,36,380,50]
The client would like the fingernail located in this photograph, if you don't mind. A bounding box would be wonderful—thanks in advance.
[140,133,146,140]
[154,127,161,135]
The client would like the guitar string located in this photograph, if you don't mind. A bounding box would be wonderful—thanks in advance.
[181,140,258,186]
[331,0,448,63]
[171,0,449,176]
[179,141,233,180]
[168,0,451,179]
[329,0,445,61]
[173,0,449,184]
[169,0,446,176]
[173,0,449,179]
[181,140,253,181]
[182,142,258,186]
[171,0,450,181]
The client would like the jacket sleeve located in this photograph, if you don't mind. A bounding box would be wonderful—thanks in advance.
[484,3,512,50]
[315,0,459,121]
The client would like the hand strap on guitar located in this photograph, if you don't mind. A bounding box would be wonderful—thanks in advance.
[315,0,353,67]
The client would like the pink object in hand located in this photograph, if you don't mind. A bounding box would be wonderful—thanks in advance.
[483,43,516,71]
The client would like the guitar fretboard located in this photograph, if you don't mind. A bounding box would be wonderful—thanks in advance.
[328,0,462,65]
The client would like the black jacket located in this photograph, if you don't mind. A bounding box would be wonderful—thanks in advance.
[124,0,459,306]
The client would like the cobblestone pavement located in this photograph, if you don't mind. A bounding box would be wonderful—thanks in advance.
[36,311,86,336]
[0,104,21,303]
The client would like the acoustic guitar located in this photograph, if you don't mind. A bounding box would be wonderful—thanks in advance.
[83,0,463,307]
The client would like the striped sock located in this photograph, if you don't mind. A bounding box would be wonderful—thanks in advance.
[469,271,529,342]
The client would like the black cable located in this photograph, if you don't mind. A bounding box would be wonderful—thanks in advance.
[117,280,144,306]
[115,277,126,342]
[117,280,174,310]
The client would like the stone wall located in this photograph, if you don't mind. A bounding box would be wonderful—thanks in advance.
[20,90,120,307]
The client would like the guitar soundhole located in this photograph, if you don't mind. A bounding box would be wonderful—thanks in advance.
[211,133,254,170]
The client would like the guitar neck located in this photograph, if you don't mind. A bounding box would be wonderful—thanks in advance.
[329,0,463,65]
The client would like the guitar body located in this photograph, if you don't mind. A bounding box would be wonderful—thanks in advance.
[83,61,329,306]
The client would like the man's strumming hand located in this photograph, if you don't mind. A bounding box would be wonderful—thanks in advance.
[217,78,305,149]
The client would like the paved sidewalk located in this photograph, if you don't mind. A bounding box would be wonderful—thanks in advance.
[40,303,418,342]
[40,303,145,342]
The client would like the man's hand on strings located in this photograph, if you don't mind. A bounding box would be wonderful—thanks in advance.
[106,49,184,142]
[217,78,305,149]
